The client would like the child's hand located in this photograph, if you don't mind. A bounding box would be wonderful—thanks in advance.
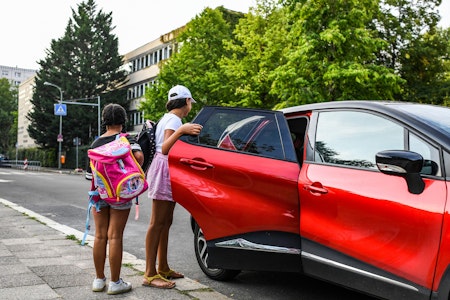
[181,123,203,135]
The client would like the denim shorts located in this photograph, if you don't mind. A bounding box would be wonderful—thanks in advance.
[96,199,133,210]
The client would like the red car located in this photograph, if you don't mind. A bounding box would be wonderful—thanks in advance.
[168,101,450,300]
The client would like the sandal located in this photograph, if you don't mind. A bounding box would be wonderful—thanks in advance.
[159,269,185,279]
[142,274,175,289]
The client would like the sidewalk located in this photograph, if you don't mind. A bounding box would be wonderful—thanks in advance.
[0,198,230,300]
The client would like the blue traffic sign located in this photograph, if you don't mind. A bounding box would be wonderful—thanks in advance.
[54,103,67,116]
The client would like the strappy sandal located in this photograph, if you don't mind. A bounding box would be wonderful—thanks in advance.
[142,274,175,289]
[159,269,185,279]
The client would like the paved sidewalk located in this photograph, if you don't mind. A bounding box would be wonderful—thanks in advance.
[0,198,230,300]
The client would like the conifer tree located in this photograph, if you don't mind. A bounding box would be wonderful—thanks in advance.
[28,0,127,152]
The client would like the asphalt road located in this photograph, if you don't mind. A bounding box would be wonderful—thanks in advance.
[0,168,378,300]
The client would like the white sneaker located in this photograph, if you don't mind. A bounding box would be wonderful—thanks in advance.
[92,277,106,292]
[107,278,132,295]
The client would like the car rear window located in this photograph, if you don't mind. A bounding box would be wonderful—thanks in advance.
[197,109,286,160]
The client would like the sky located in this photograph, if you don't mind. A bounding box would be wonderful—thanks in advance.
[1,0,448,71]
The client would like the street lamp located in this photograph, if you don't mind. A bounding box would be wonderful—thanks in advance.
[44,81,63,169]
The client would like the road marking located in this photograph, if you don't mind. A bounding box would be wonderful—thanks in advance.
[0,179,12,183]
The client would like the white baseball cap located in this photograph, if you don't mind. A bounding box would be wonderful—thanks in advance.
[168,85,196,103]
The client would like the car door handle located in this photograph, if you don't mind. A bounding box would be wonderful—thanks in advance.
[179,158,214,170]
[304,183,328,195]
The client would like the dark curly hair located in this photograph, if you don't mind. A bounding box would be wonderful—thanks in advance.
[102,103,127,126]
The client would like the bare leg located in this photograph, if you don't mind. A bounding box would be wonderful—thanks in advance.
[157,202,175,272]
[144,200,176,287]
[108,208,130,282]
[92,206,110,279]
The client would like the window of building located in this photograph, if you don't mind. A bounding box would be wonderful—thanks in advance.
[129,111,144,126]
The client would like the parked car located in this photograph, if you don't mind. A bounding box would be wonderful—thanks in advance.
[168,101,450,300]
[0,154,11,168]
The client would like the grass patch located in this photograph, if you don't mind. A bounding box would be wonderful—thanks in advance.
[66,234,86,245]
[23,212,46,225]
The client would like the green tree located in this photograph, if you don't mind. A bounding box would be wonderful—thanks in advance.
[28,0,127,154]
[220,0,288,109]
[374,0,442,71]
[401,27,450,104]
[270,0,403,106]
[372,0,446,102]
[141,6,244,119]
[0,78,17,153]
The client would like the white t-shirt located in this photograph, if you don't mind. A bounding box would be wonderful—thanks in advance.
[155,113,182,153]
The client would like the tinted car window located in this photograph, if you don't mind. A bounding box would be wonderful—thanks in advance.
[409,133,441,176]
[197,110,285,160]
[315,111,403,168]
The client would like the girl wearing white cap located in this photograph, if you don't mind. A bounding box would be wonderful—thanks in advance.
[143,85,202,288]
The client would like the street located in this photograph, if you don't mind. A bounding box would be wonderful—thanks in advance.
[0,168,377,300]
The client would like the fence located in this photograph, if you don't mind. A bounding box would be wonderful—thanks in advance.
[0,160,41,171]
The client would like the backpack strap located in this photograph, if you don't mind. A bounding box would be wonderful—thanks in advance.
[81,180,101,246]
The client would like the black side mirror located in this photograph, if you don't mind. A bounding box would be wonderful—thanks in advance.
[376,150,425,194]
[422,159,439,176]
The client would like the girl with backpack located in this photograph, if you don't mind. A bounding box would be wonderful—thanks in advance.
[143,85,202,289]
[90,103,144,295]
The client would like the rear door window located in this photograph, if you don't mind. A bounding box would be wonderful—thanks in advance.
[188,108,295,161]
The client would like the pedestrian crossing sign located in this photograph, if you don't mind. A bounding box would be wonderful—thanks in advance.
[54,103,67,116]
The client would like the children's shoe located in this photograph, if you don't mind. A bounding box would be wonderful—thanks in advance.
[92,277,106,292]
[107,278,132,295]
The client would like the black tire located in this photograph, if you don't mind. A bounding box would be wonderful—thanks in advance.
[194,223,240,281]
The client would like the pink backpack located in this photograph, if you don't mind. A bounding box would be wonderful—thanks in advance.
[81,134,147,245]
[88,133,148,204]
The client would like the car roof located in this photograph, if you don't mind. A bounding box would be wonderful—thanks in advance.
[281,100,428,114]
[281,100,450,151]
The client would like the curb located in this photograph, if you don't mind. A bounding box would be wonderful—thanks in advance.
[0,197,231,300]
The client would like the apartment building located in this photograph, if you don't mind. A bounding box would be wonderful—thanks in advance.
[17,75,39,148]
[123,26,183,133]
[0,65,36,87]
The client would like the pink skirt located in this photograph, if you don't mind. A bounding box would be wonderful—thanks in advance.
[147,152,174,201]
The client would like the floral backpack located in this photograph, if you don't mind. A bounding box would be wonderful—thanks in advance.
[81,133,148,245]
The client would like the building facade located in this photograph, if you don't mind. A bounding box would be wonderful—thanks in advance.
[17,75,39,148]
[0,65,36,87]
[123,27,183,133]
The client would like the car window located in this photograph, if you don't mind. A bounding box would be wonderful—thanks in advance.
[197,109,285,160]
[409,133,441,176]
[315,111,404,169]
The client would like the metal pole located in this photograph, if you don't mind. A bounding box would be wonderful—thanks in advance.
[98,96,101,137]
[44,82,63,169]
[58,114,62,169]
[75,137,79,168]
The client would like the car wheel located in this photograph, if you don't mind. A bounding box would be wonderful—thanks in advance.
[194,223,240,281]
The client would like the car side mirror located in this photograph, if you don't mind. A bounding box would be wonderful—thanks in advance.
[422,159,438,176]
[376,150,425,195]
